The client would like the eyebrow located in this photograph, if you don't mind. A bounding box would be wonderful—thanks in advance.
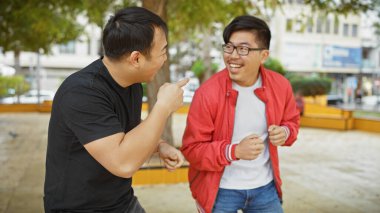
[229,41,251,46]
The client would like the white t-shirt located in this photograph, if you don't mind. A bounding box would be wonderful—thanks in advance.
[219,76,273,189]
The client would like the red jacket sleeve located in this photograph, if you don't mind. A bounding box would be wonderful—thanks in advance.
[280,81,300,146]
[181,90,232,172]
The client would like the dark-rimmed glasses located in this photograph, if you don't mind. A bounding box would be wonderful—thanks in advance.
[222,43,266,56]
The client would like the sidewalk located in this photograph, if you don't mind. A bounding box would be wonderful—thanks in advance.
[1,113,380,213]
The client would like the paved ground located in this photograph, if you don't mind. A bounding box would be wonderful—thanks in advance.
[1,113,380,213]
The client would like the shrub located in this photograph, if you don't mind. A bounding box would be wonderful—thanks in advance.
[290,76,332,97]
[0,75,30,98]
[264,57,286,75]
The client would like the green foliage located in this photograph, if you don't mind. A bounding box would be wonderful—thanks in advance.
[83,0,139,28]
[304,0,373,16]
[141,82,147,98]
[289,75,332,97]
[191,60,218,80]
[0,0,84,53]
[0,75,30,98]
[167,0,253,42]
[264,57,286,75]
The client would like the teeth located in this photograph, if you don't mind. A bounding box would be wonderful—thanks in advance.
[230,64,241,68]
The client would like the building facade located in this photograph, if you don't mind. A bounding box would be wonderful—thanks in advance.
[269,0,380,104]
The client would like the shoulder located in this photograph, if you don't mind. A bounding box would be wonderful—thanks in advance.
[263,68,288,81]
[262,68,292,89]
[53,73,108,112]
[196,69,228,94]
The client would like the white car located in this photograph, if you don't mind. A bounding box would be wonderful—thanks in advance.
[0,90,55,104]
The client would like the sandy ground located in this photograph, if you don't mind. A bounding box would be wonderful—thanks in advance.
[0,113,380,213]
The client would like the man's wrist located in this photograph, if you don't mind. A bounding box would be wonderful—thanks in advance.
[280,126,290,141]
[225,144,239,161]
[156,140,166,153]
[154,101,171,117]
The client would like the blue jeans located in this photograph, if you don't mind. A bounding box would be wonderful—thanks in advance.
[212,181,283,213]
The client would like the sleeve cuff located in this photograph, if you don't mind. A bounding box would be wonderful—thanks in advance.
[225,144,239,162]
[280,126,290,141]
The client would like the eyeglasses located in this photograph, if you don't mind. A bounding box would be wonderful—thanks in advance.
[222,43,266,56]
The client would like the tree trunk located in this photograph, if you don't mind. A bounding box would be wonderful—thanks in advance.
[142,0,175,146]
[14,50,22,74]
[98,23,104,56]
[201,28,214,83]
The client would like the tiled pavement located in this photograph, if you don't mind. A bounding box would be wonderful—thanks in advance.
[1,113,380,213]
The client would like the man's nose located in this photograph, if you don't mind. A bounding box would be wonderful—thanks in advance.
[230,48,240,58]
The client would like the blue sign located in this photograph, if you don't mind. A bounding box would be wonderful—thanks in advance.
[322,46,362,68]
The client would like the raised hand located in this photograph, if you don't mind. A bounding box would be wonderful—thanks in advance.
[156,78,190,114]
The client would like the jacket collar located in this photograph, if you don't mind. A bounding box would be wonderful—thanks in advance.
[223,65,269,103]
[224,65,268,91]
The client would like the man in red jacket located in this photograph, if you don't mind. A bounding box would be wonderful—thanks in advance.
[181,15,300,213]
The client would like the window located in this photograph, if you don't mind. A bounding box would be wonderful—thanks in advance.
[59,41,76,54]
[325,19,330,34]
[316,18,322,33]
[286,19,293,32]
[343,24,349,36]
[352,24,358,37]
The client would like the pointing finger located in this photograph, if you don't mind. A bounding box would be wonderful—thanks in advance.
[175,78,190,87]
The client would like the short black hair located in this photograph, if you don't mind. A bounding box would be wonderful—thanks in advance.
[102,7,168,60]
[223,15,271,49]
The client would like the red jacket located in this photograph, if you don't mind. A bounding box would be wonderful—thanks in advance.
[181,67,300,213]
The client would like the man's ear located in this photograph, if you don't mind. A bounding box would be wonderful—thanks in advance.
[260,50,270,64]
[129,51,140,67]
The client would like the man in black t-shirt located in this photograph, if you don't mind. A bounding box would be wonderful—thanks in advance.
[44,7,188,213]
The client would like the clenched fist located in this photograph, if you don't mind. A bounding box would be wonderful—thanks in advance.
[268,125,287,146]
[235,134,265,160]
[158,141,185,171]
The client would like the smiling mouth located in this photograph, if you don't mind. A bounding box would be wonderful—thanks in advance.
[229,63,242,68]
[229,63,242,73]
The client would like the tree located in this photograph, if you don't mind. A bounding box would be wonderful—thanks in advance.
[191,59,219,84]
[0,0,84,73]
[0,75,30,102]
[142,0,175,144]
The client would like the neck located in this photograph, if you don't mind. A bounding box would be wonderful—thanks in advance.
[102,56,135,88]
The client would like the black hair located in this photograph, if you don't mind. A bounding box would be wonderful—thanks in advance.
[223,15,271,49]
[102,7,168,60]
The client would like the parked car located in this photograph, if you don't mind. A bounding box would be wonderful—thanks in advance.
[0,90,55,104]
[327,94,343,105]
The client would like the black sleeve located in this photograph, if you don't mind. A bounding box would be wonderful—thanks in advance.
[59,87,123,145]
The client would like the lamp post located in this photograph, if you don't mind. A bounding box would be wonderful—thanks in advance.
[36,49,41,104]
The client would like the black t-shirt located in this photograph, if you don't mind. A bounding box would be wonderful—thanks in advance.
[44,59,142,212]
